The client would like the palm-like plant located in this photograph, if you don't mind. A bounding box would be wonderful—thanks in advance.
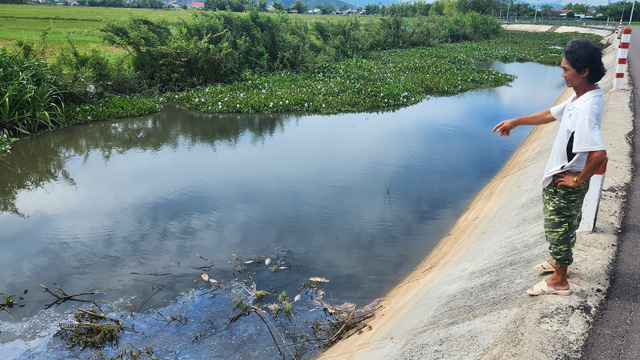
[0,46,64,136]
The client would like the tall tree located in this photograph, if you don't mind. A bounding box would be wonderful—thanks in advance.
[292,0,307,13]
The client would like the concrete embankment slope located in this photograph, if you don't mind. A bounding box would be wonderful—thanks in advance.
[320,27,632,359]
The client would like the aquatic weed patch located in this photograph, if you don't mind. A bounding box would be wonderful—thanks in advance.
[64,95,160,124]
[453,31,604,65]
[165,30,600,115]
[62,31,601,119]
[165,43,517,114]
[55,307,124,350]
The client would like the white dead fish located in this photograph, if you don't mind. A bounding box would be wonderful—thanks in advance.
[294,294,302,302]
[201,273,210,282]
[244,260,255,264]
[209,278,218,284]
[279,266,288,270]
[309,277,330,283]
[265,258,272,266]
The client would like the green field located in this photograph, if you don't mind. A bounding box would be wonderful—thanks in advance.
[0,5,372,52]
[0,5,194,51]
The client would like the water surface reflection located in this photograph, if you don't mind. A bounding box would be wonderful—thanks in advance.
[0,61,565,321]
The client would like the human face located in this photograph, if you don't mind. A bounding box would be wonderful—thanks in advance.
[561,57,589,89]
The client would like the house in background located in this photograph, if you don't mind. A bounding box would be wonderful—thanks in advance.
[190,1,204,8]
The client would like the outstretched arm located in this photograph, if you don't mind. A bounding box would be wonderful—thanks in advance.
[492,109,556,137]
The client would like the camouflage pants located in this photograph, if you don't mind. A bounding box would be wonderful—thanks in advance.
[542,177,590,267]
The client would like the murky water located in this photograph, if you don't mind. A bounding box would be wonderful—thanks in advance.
[0,61,565,357]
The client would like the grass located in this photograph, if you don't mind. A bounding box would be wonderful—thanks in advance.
[0,5,378,53]
[0,4,192,52]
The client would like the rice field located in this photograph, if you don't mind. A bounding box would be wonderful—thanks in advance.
[0,5,194,51]
[0,5,372,52]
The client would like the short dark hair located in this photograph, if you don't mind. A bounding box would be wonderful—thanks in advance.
[563,39,606,84]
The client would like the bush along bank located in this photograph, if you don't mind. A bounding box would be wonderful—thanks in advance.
[0,10,602,152]
[162,31,602,115]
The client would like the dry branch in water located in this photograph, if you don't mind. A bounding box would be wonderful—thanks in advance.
[40,283,96,300]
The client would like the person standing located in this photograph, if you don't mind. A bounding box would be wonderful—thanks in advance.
[492,39,608,296]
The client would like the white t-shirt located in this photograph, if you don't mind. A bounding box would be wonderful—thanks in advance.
[541,87,606,187]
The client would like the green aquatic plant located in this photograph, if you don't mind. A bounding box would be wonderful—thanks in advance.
[0,132,18,154]
[63,95,160,124]
[0,290,27,315]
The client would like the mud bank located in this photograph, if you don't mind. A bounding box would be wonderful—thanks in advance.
[320,26,631,360]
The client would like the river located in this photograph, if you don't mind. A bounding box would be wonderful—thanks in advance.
[0,61,565,358]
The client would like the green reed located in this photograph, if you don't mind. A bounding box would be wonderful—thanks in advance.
[0,46,63,136]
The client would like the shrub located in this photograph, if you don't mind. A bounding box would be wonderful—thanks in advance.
[49,44,143,104]
[0,46,63,136]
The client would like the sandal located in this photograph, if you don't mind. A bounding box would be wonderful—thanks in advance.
[527,280,570,296]
[533,260,555,273]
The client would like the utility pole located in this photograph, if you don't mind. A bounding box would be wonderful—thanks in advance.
[630,0,636,24]
[534,0,539,22]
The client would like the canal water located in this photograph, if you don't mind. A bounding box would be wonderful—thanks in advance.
[0,61,565,358]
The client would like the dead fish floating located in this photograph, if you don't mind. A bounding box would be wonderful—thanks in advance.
[309,277,329,283]
[265,258,272,266]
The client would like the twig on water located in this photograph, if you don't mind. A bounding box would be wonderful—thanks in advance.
[40,283,96,309]
[196,254,215,270]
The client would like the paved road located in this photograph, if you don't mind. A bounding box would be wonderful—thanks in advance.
[581,26,640,359]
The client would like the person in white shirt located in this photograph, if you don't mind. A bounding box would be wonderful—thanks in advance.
[492,39,608,296]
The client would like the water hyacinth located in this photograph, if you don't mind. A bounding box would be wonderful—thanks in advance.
[60,30,598,121]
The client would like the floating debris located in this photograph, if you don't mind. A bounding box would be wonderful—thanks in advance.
[309,277,329,283]
[201,274,210,282]
[294,294,302,302]
[265,258,272,266]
